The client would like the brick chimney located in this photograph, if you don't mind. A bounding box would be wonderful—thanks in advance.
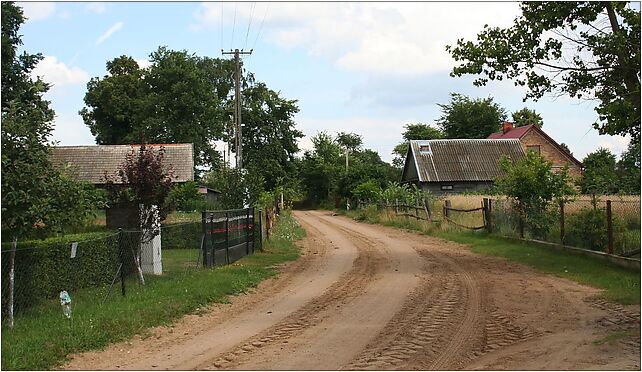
[502,121,514,134]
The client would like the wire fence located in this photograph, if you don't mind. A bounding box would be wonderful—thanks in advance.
[1,205,279,327]
[488,197,640,257]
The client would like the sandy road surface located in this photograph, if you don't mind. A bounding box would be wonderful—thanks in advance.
[64,210,640,370]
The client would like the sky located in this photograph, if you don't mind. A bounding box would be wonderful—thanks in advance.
[17,1,633,164]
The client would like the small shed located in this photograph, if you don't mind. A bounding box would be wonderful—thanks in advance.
[198,186,221,205]
[401,139,526,195]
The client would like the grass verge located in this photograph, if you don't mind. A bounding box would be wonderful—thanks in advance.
[1,211,304,371]
[344,207,640,305]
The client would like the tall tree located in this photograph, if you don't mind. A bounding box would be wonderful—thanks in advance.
[447,2,641,142]
[2,2,102,326]
[512,107,544,128]
[336,132,363,153]
[579,148,619,194]
[437,93,507,139]
[392,123,443,168]
[617,141,641,194]
[241,82,302,191]
[80,47,241,170]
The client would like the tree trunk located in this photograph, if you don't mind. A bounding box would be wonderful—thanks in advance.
[7,236,17,328]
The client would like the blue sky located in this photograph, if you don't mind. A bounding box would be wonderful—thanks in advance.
[18,1,632,163]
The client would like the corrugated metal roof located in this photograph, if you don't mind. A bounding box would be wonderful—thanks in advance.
[488,124,533,139]
[51,144,194,184]
[409,139,525,182]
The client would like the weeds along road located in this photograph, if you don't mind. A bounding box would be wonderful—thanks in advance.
[64,210,640,370]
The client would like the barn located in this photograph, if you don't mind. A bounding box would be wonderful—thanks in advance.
[400,139,526,195]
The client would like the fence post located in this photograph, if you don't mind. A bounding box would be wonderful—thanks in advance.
[118,229,126,297]
[251,207,256,253]
[395,199,398,214]
[225,212,230,264]
[210,215,215,267]
[423,198,432,221]
[201,212,207,268]
[487,199,492,233]
[518,201,525,239]
[266,209,271,240]
[7,236,17,327]
[444,200,451,220]
[559,200,565,245]
[415,197,420,219]
[482,198,489,232]
[246,208,251,255]
[258,209,264,251]
[607,200,613,254]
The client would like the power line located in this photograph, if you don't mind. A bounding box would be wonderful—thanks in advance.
[251,3,269,51]
[230,2,237,50]
[244,2,256,51]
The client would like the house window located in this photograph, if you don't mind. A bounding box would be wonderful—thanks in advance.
[419,145,431,154]
[441,185,453,191]
[527,145,541,154]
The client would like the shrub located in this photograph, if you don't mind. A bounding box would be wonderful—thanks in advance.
[0,232,119,315]
[161,222,202,250]
[565,207,624,252]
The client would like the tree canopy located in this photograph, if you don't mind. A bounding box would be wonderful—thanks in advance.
[579,148,619,194]
[511,107,543,128]
[241,82,303,191]
[81,48,241,171]
[2,2,103,238]
[437,93,507,139]
[447,2,641,142]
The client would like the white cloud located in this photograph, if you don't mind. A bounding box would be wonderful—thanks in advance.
[31,56,89,91]
[51,113,96,146]
[598,135,630,156]
[19,2,56,22]
[85,2,107,14]
[96,21,123,45]
[135,58,153,69]
[192,2,520,75]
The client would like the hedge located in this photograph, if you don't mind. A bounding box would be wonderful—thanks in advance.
[1,232,120,315]
[161,222,202,249]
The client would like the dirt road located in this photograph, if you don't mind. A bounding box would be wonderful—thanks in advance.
[64,210,640,370]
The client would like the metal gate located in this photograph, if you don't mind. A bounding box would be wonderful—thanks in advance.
[201,208,255,267]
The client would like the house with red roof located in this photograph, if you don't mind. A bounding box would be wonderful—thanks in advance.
[488,122,583,178]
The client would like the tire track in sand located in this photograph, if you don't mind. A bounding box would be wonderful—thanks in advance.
[197,211,385,369]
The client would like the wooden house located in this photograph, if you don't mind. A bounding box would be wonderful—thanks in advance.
[401,139,526,195]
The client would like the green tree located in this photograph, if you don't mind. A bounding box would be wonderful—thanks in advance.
[297,132,342,205]
[2,2,103,326]
[392,123,443,168]
[437,93,507,139]
[336,132,363,153]
[579,148,619,194]
[447,2,641,142]
[241,82,302,191]
[495,151,576,238]
[81,47,240,170]
[617,141,641,194]
[559,142,573,156]
[512,107,543,128]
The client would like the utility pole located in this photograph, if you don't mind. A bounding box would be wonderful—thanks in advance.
[222,48,252,169]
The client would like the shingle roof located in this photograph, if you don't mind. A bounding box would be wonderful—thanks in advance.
[51,144,194,184]
[407,139,526,182]
[488,124,533,139]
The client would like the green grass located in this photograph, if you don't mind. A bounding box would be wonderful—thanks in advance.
[345,208,640,305]
[593,329,640,345]
[1,211,304,371]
